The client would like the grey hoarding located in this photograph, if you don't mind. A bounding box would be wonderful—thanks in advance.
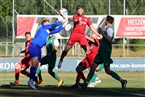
[0,58,145,72]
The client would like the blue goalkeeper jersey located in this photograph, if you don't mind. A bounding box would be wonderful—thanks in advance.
[31,21,63,48]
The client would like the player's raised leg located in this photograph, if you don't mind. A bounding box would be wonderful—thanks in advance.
[58,45,72,68]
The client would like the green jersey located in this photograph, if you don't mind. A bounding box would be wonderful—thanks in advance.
[46,37,59,55]
[41,37,59,67]
[94,26,114,65]
[100,26,114,52]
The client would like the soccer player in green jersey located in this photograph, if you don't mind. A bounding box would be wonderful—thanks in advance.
[80,15,127,89]
[36,34,63,87]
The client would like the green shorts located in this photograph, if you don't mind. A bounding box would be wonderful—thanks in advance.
[94,50,113,66]
[40,55,56,68]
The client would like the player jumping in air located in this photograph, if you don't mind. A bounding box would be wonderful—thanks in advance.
[36,34,63,87]
[80,15,127,89]
[58,5,101,69]
[70,33,100,88]
[10,32,38,85]
[27,18,67,89]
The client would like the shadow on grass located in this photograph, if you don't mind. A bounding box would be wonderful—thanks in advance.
[0,84,145,97]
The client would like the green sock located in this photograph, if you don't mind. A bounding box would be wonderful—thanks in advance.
[90,73,98,83]
[36,67,42,80]
[50,72,60,82]
[36,67,41,75]
[109,71,123,83]
[99,64,104,71]
[86,71,95,86]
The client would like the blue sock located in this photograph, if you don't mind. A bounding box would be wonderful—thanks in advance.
[30,66,36,80]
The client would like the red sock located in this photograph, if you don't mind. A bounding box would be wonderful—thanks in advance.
[80,72,86,83]
[21,70,30,77]
[76,72,82,85]
[60,51,67,61]
[76,72,86,84]
[15,69,20,83]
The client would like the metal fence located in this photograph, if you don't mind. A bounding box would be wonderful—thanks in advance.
[1,0,145,58]
[0,41,144,57]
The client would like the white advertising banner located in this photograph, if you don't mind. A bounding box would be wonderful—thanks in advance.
[114,16,145,38]
[0,58,145,72]
[17,15,145,39]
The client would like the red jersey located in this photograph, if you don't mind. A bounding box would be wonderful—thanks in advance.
[25,39,32,58]
[87,38,99,58]
[80,38,99,68]
[72,14,92,35]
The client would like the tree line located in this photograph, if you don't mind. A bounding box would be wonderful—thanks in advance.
[0,0,145,50]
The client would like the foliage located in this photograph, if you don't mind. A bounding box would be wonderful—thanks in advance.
[0,0,144,52]
[129,39,145,51]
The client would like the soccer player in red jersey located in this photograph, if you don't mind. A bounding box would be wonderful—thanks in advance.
[70,33,100,88]
[10,32,35,85]
[79,16,127,89]
[58,5,101,68]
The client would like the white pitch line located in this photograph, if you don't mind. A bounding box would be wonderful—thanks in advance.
[98,89,145,97]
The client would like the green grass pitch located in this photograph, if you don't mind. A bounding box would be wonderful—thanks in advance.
[0,71,145,97]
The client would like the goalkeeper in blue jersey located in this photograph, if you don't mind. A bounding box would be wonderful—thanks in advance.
[27,18,68,89]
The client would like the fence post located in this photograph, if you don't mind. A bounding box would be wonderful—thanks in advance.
[6,42,8,56]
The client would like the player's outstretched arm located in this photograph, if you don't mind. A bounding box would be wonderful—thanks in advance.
[62,18,68,27]
[85,35,95,42]
[90,25,101,38]
[51,21,63,28]
[43,21,63,29]
[98,27,112,42]
[49,26,63,35]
